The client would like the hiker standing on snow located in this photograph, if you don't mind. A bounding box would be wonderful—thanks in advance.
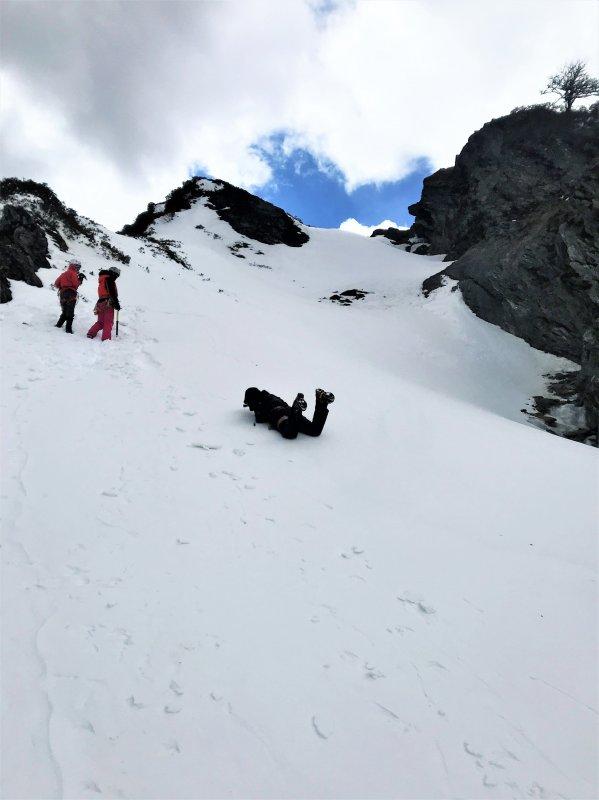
[244,387,335,439]
[54,259,85,334]
[87,266,121,341]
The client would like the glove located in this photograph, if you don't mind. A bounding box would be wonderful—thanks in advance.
[79,273,87,282]
[112,301,121,311]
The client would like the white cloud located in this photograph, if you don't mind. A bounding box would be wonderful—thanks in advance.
[1,0,597,229]
[339,218,406,236]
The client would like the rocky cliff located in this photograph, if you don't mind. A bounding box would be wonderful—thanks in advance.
[0,204,50,302]
[0,178,131,302]
[120,176,309,247]
[408,105,598,443]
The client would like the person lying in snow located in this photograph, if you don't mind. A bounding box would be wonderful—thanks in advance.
[87,266,121,341]
[244,387,335,439]
[54,259,86,334]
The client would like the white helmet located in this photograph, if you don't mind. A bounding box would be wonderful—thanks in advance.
[108,266,121,276]
[68,258,82,270]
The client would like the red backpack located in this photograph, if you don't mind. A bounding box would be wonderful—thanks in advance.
[98,273,110,300]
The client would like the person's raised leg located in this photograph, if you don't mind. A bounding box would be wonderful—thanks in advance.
[298,389,334,436]
[87,306,103,338]
[87,321,102,338]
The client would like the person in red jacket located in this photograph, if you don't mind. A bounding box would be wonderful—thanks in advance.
[87,266,121,341]
[54,259,85,333]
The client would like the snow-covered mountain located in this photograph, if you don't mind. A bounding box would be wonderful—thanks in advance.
[1,179,597,799]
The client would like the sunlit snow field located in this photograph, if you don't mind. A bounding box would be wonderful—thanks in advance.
[1,196,597,799]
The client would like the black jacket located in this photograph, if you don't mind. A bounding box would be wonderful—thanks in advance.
[247,390,291,427]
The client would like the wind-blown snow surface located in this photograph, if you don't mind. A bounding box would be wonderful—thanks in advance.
[1,197,597,800]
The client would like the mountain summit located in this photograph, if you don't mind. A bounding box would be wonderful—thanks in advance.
[120,175,309,247]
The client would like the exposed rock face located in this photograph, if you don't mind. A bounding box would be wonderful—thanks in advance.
[579,321,599,433]
[370,226,429,253]
[371,227,411,245]
[412,106,599,443]
[0,179,131,298]
[0,270,12,303]
[0,204,51,302]
[413,107,598,361]
[120,177,309,248]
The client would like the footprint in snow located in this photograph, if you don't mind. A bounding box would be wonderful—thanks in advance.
[81,720,96,734]
[364,663,385,680]
[397,594,436,615]
[233,448,245,456]
[221,470,240,481]
[311,716,331,740]
[189,443,222,451]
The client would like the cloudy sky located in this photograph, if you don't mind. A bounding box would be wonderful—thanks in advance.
[1,0,597,231]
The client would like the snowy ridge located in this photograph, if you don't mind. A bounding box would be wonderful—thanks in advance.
[1,199,597,799]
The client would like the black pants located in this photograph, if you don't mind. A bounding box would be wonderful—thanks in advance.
[277,403,329,439]
[57,290,77,331]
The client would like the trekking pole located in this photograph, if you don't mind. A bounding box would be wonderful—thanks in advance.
[116,309,119,337]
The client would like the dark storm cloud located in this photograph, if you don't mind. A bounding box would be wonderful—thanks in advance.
[2,1,220,171]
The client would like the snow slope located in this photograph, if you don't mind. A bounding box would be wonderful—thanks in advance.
[1,194,597,800]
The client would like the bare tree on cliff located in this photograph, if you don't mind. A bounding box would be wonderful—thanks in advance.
[542,60,599,111]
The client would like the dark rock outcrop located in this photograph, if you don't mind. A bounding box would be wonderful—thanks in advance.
[410,105,599,443]
[0,204,51,302]
[0,270,12,303]
[0,179,131,278]
[120,177,309,247]
[1,177,91,252]
[411,106,598,361]
[370,226,429,253]
[371,227,411,245]
[326,288,371,306]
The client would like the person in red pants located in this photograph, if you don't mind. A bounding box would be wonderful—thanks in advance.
[87,266,121,341]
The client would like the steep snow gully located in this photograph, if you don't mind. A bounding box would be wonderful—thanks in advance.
[1,193,597,800]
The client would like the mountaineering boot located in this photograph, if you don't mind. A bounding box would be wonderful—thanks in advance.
[65,321,74,334]
[315,388,335,405]
[292,393,308,415]
[56,315,66,328]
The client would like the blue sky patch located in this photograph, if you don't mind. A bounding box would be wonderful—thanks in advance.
[193,134,432,230]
